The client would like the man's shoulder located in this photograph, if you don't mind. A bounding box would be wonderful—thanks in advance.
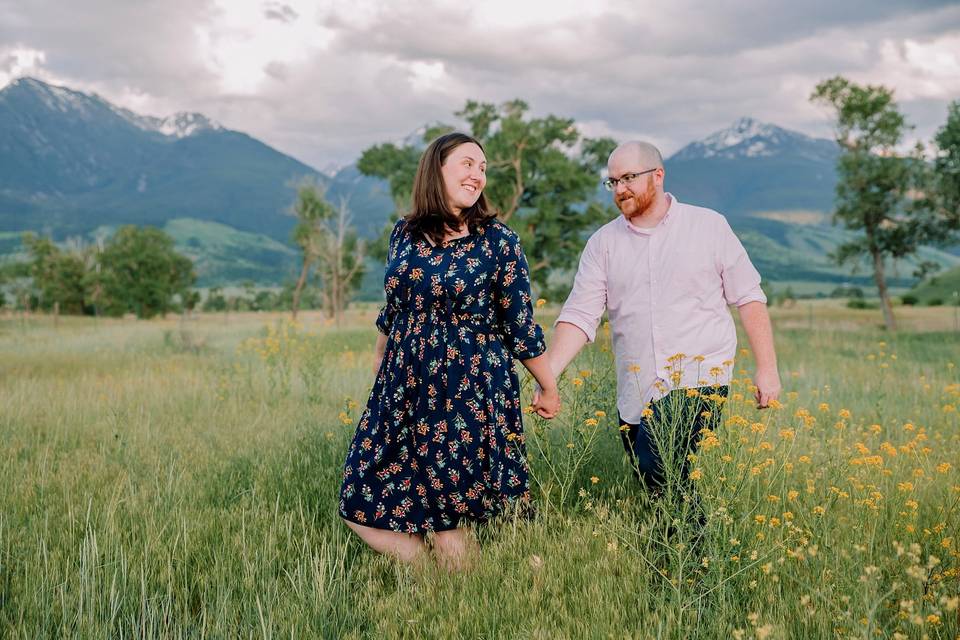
[675,200,728,224]
[587,216,623,245]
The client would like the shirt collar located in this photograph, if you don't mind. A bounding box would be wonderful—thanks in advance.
[621,193,677,235]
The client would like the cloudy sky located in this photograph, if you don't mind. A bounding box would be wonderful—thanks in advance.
[2,0,959,172]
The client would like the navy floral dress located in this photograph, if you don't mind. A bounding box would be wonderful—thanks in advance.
[339,218,545,533]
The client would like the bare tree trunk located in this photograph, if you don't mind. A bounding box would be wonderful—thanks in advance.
[872,248,897,331]
[291,257,312,321]
[496,140,526,223]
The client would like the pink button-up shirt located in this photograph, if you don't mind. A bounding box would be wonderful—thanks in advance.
[555,194,766,423]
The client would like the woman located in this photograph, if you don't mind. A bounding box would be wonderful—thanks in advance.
[338,132,560,570]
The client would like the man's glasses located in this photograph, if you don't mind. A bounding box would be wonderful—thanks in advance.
[602,168,657,191]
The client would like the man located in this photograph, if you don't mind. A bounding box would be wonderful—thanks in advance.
[534,141,780,489]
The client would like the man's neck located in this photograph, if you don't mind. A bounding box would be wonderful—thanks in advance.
[625,193,671,229]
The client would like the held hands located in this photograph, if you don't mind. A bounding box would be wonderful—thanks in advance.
[531,383,561,419]
[754,367,782,409]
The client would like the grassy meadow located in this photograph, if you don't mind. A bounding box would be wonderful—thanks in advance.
[1,302,958,639]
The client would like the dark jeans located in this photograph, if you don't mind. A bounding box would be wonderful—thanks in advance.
[618,386,728,491]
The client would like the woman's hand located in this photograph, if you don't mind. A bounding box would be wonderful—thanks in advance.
[533,384,560,419]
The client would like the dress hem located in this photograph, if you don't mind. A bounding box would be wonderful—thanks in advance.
[338,509,468,534]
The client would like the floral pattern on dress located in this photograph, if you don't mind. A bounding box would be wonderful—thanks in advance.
[339,218,545,533]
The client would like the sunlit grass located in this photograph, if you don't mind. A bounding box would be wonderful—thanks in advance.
[0,306,957,638]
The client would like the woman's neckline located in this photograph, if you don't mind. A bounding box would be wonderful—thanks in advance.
[420,229,473,249]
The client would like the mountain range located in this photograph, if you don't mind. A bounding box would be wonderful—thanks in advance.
[1,77,956,291]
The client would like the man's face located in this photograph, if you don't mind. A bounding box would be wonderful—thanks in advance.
[607,153,661,220]
[614,173,656,219]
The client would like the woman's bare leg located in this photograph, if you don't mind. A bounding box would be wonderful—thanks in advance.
[430,528,479,572]
[343,519,427,564]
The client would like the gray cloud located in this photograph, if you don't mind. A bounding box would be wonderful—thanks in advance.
[1,0,958,170]
[263,2,298,23]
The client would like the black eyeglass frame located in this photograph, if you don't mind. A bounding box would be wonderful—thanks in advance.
[602,168,658,191]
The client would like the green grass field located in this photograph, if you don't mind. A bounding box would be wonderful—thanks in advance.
[1,304,958,638]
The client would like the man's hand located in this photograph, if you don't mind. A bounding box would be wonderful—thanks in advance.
[754,367,781,409]
[532,384,560,419]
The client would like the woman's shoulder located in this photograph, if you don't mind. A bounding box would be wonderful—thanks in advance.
[389,217,411,243]
[483,219,519,245]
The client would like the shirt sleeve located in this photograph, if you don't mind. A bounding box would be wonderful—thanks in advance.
[375,219,406,335]
[554,235,607,343]
[493,226,546,360]
[716,217,767,307]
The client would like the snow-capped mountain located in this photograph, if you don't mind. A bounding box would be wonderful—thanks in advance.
[9,77,221,139]
[670,117,838,163]
[1,78,879,287]
[664,117,840,218]
[0,77,319,241]
[116,108,223,139]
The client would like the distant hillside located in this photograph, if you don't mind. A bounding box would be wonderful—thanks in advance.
[907,265,960,304]
[0,77,319,241]
[162,219,298,286]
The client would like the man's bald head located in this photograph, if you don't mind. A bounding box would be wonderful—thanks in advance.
[608,141,664,172]
[606,141,668,222]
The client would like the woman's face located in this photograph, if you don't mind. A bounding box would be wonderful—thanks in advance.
[440,142,487,215]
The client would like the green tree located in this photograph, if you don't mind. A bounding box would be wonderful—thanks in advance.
[96,226,195,319]
[22,233,88,315]
[202,286,227,312]
[932,100,960,235]
[358,100,616,297]
[811,76,931,331]
[289,180,366,321]
[315,198,366,322]
[290,179,335,320]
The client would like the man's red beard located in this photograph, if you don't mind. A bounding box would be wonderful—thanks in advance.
[616,176,656,220]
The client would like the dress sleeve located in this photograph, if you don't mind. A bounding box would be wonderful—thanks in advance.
[493,225,546,360]
[375,219,406,335]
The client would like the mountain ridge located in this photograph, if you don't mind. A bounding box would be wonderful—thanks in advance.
[2,77,955,290]
[0,76,320,241]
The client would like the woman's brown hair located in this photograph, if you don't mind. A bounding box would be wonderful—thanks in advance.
[405,132,496,246]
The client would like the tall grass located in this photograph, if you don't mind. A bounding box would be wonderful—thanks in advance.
[0,307,957,638]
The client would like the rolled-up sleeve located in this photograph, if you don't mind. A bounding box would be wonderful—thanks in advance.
[555,236,607,343]
[716,217,767,307]
[494,228,546,360]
